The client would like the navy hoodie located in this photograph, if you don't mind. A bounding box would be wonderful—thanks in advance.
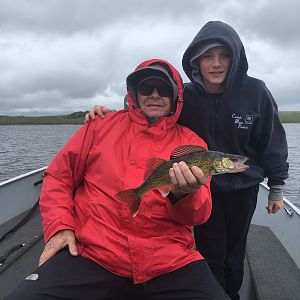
[180,21,288,192]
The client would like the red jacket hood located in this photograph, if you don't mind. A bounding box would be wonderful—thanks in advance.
[127,59,184,128]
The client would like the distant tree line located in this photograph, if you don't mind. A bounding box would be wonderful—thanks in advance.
[66,111,89,118]
[1,111,300,125]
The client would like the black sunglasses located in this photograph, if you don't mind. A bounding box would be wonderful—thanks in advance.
[137,79,173,98]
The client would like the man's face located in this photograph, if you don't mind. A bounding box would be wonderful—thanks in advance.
[137,78,172,119]
[198,46,231,93]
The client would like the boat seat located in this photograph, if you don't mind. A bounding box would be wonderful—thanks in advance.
[0,208,44,299]
[246,224,300,300]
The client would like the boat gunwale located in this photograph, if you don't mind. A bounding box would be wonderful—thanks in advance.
[0,166,47,187]
[0,166,300,217]
[1,168,299,217]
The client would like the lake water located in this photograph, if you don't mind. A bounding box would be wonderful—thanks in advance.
[0,123,299,207]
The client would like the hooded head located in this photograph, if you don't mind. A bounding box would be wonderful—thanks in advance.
[182,21,248,91]
[126,59,183,124]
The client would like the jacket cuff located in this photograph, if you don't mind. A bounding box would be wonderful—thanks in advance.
[44,213,75,242]
[268,185,284,201]
[167,191,187,205]
[267,178,285,186]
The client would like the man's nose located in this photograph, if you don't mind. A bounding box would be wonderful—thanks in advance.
[150,88,160,97]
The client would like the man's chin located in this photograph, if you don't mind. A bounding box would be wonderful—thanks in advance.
[145,111,164,119]
[146,115,160,124]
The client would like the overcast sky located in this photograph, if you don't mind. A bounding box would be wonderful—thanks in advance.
[0,0,299,116]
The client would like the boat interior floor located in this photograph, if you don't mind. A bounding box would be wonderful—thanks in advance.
[1,209,300,300]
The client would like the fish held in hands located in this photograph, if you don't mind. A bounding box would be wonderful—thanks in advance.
[116,145,249,216]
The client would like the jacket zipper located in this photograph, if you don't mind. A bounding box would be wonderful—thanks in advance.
[214,96,220,151]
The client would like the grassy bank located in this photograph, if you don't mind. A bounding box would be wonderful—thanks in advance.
[0,112,88,125]
[0,111,299,125]
[278,111,300,123]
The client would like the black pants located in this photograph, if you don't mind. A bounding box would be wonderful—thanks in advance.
[194,185,258,300]
[5,249,230,300]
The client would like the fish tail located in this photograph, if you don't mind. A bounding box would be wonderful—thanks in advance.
[115,189,141,216]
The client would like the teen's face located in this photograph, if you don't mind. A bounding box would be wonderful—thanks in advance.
[137,78,172,119]
[198,46,231,93]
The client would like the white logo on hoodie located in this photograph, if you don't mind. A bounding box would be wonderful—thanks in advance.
[232,113,253,129]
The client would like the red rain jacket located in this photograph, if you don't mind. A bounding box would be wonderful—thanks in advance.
[40,59,212,284]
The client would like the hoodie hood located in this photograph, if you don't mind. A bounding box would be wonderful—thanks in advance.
[182,21,248,90]
[126,59,184,126]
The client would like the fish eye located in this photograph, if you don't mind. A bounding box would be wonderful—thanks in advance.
[231,157,238,162]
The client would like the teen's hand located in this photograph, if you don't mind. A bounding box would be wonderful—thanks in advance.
[84,105,110,123]
[266,199,284,214]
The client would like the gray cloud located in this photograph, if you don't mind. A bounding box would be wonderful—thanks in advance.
[0,0,299,116]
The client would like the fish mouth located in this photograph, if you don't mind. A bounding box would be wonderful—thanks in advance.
[235,164,249,172]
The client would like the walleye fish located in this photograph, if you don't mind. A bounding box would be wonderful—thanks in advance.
[116,145,249,216]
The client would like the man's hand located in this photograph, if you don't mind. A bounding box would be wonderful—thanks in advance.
[169,161,208,199]
[39,230,78,266]
[266,199,284,214]
[84,105,110,123]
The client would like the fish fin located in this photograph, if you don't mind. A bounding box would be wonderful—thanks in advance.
[115,189,141,216]
[144,158,166,180]
[157,185,172,197]
[170,145,206,159]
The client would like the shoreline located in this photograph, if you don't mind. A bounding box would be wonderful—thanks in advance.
[1,111,300,125]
